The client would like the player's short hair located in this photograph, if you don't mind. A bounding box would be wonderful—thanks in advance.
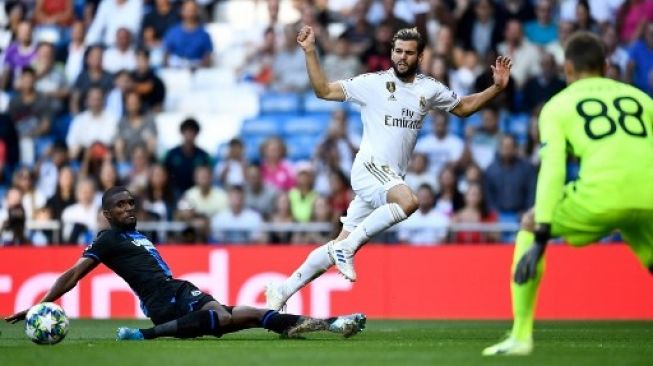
[102,186,130,210]
[392,27,426,54]
[564,31,605,73]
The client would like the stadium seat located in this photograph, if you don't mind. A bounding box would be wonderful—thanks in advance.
[259,92,302,114]
[191,67,237,89]
[303,91,349,113]
[242,134,270,163]
[506,113,530,143]
[240,116,285,136]
[158,68,192,111]
[286,134,322,161]
[282,115,330,136]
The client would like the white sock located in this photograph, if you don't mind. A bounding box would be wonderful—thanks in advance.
[340,203,407,252]
[283,244,333,295]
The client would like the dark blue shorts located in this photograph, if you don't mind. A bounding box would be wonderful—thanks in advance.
[142,279,216,325]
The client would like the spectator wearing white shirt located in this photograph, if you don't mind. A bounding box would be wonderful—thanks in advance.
[497,20,541,88]
[398,184,450,245]
[86,0,143,46]
[272,24,309,92]
[61,178,100,244]
[415,110,464,177]
[211,185,264,244]
[66,87,118,161]
[214,138,246,188]
[405,153,438,193]
[180,165,228,219]
[65,21,87,86]
[102,28,137,73]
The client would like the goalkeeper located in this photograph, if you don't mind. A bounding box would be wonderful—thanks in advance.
[483,31,653,356]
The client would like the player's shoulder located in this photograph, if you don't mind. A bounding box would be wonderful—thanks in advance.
[415,73,446,88]
[346,70,387,83]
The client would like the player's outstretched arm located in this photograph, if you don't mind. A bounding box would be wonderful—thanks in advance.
[451,56,512,117]
[4,257,98,323]
[298,25,345,101]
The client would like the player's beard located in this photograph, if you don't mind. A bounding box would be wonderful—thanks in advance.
[392,59,419,79]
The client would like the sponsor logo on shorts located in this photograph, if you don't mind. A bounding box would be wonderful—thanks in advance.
[191,290,202,297]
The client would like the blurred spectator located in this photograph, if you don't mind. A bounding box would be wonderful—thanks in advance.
[323,37,362,81]
[502,0,536,22]
[70,45,114,114]
[2,20,36,90]
[214,138,246,188]
[415,110,464,177]
[114,91,157,163]
[450,50,481,98]
[35,140,69,199]
[13,166,46,221]
[484,135,535,215]
[96,161,121,195]
[295,195,333,244]
[603,24,630,75]
[179,165,227,219]
[457,163,483,194]
[626,22,653,95]
[397,184,449,245]
[141,0,179,44]
[33,0,74,30]
[0,187,27,245]
[366,0,411,31]
[606,62,623,81]
[427,54,450,85]
[272,24,309,92]
[524,106,541,166]
[524,0,558,46]
[239,26,276,86]
[327,168,353,224]
[468,107,501,170]
[432,25,457,63]
[163,0,213,68]
[260,136,295,192]
[86,0,143,46]
[0,114,20,186]
[452,183,498,243]
[64,21,87,85]
[560,0,625,26]
[124,144,151,194]
[163,118,211,195]
[66,87,118,161]
[1,2,27,43]
[244,164,278,219]
[106,70,133,117]
[268,192,295,244]
[103,28,137,73]
[45,165,76,220]
[34,42,68,115]
[458,0,505,58]
[315,109,358,177]
[131,49,165,111]
[544,21,576,67]
[143,164,176,220]
[522,52,565,114]
[405,152,437,193]
[574,0,600,34]
[61,178,99,244]
[497,19,541,88]
[8,67,53,165]
[288,164,318,223]
[210,185,264,244]
[340,0,374,55]
[434,164,464,217]
[361,20,393,72]
[617,0,653,44]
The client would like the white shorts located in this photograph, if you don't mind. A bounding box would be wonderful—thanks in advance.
[340,156,405,232]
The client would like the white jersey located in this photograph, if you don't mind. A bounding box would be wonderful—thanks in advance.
[339,69,460,176]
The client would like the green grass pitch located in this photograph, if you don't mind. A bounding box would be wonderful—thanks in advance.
[1,319,652,366]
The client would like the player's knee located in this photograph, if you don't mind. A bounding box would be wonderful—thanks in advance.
[520,210,535,231]
[400,194,419,216]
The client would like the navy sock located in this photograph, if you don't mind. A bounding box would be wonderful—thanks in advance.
[260,310,301,334]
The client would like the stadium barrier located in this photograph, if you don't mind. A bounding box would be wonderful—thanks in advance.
[1,245,652,320]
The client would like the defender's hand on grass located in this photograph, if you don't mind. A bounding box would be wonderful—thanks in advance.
[5,309,28,324]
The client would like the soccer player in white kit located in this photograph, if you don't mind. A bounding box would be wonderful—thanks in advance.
[266,26,512,310]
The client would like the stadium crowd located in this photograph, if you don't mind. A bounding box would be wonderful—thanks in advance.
[0,0,651,246]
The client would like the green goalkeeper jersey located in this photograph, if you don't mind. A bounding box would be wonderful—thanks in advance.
[535,77,653,223]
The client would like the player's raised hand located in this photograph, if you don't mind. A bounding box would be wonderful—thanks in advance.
[297,25,316,52]
[4,309,28,323]
[491,56,512,90]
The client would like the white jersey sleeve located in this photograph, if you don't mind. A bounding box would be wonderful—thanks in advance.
[339,73,376,106]
[428,80,461,112]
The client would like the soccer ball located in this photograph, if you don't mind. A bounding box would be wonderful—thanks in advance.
[24,302,69,345]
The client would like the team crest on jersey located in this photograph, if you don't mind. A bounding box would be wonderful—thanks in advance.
[419,96,427,110]
[386,81,396,101]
